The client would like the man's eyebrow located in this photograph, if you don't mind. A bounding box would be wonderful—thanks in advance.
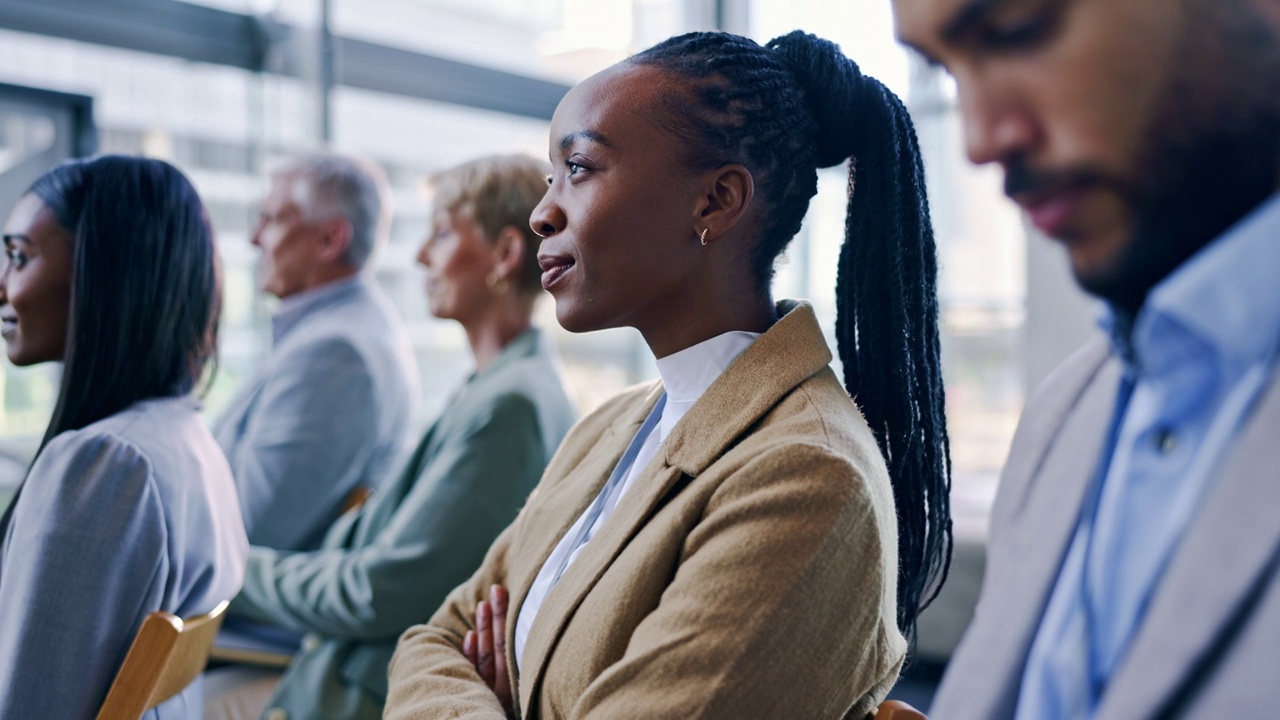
[942,0,1008,42]
[557,130,614,151]
[898,38,943,67]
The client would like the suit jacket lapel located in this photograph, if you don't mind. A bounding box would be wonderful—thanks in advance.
[514,301,834,718]
[946,345,1119,720]
[1097,372,1280,720]
[513,391,656,719]
[352,425,437,544]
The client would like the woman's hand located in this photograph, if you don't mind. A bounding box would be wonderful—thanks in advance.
[463,584,515,715]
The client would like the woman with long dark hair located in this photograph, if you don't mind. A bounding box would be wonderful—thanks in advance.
[385,30,951,719]
[0,155,247,718]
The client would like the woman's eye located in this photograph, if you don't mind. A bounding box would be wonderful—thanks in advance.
[6,248,26,269]
[566,161,586,177]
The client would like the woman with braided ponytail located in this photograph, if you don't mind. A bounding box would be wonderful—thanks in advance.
[386,30,951,720]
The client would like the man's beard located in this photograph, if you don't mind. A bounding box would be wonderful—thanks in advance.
[1008,0,1280,316]
[1088,1,1280,314]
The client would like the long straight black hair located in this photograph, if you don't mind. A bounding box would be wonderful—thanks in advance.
[27,155,221,455]
[631,31,952,642]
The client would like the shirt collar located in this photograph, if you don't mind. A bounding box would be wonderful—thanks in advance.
[1106,191,1280,375]
[654,330,760,439]
[271,275,365,344]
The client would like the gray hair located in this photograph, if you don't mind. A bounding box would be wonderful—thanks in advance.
[272,153,391,270]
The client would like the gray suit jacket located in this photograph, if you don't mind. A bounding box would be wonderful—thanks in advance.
[933,337,1280,720]
[228,328,577,720]
[0,397,247,720]
[214,276,419,552]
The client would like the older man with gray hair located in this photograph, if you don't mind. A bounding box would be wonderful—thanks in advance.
[214,153,419,554]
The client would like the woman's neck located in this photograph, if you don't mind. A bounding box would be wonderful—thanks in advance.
[465,300,535,373]
[640,293,776,360]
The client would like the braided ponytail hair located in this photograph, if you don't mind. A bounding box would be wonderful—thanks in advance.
[631,31,952,640]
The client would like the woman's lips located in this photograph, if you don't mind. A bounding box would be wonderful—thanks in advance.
[538,254,575,291]
[0,318,16,339]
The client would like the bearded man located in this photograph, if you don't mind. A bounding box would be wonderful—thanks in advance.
[893,0,1280,718]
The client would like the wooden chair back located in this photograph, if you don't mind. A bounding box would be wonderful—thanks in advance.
[96,600,229,720]
[872,699,928,720]
[342,484,373,514]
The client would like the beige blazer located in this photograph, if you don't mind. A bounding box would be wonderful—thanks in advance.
[385,301,906,720]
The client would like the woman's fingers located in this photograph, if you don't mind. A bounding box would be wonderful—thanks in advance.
[463,629,478,667]
[466,588,513,712]
[491,584,508,659]
[489,584,514,713]
[475,599,496,686]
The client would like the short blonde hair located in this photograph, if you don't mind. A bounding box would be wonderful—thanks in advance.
[429,154,550,295]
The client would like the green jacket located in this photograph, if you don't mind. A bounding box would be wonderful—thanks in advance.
[228,328,577,720]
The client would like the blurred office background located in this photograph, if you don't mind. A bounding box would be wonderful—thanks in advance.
[0,0,1099,706]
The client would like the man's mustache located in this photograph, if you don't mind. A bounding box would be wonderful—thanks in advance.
[1003,158,1125,200]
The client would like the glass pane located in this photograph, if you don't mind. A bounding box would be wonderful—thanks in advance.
[0,28,273,429]
[328,0,689,84]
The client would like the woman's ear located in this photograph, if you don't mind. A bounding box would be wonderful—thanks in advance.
[693,164,755,244]
[491,226,527,281]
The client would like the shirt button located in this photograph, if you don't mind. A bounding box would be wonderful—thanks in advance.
[1154,428,1178,455]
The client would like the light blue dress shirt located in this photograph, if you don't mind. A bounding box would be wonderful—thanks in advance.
[1015,192,1280,720]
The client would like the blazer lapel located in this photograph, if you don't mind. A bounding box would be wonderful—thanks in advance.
[514,301,835,718]
[354,426,437,542]
[949,347,1120,720]
[1096,373,1280,720]
[513,389,658,719]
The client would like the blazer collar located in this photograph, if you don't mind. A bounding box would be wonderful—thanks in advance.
[514,299,833,717]
[1097,368,1280,720]
[663,299,832,476]
[474,327,546,382]
[271,275,366,343]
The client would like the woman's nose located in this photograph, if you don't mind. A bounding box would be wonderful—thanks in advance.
[529,194,564,239]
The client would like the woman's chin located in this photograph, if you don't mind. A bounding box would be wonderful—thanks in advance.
[426,299,458,323]
[553,299,609,335]
[4,345,51,367]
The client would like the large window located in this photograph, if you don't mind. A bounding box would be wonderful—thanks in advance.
[0,1,713,460]
[0,1,1032,529]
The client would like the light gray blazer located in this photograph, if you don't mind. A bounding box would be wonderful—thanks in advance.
[227,328,577,720]
[213,277,419,552]
[933,337,1280,720]
[0,396,248,720]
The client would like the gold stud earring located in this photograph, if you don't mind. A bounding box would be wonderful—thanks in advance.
[699,228,709,246]
[486,273,509,295]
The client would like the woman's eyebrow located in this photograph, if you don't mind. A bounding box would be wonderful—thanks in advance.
[557,129,614,151]
[1,234,31,247]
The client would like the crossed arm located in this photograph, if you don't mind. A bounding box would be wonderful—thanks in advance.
[385,444,907,719]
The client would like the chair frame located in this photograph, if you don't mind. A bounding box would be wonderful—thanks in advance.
[96,600,230,720]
